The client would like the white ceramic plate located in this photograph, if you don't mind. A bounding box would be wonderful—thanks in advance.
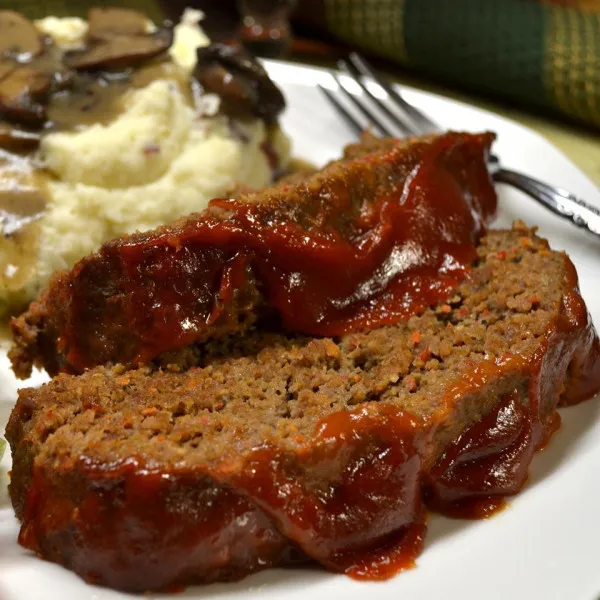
[1,60,600,600]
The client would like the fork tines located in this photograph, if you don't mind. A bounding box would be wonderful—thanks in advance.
[319,53,439,140]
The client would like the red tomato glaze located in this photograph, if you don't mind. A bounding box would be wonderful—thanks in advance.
[61,132,497,370]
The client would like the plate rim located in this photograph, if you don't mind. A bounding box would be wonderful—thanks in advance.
[264,58,600,200]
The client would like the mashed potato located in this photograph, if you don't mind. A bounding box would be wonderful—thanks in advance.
[0,10,290,312]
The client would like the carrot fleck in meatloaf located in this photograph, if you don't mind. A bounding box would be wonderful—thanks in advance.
[7,225,600,593]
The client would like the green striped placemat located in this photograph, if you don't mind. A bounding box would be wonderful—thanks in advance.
[321,0,600,129]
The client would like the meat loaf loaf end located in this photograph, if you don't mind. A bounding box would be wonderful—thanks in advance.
[9,131,496,377]
[7,225,600,592]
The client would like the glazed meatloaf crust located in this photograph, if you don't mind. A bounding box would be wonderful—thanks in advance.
[7,225,600,593]
[9,131,496,377]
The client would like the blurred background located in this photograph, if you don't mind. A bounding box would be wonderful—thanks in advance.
[6,0,599,184]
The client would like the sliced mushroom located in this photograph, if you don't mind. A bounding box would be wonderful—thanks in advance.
[63,28,173,71]
[194,44,285,124]
[88,7,151,41]
[0,123,41,152]
[0,11,43,60]
[0,66,51,126]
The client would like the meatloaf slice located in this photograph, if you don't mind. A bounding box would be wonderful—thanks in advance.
[6,225,600,593]
[9,131,496,378]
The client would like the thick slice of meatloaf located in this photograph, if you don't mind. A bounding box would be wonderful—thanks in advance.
[6,225,600,593]
[9,131,495,378]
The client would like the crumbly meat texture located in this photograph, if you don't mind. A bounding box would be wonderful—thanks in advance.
[6,228,570,473]
[7,225,600,592]
[8,131,495,377]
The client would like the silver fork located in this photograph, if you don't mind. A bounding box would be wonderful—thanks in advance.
[319,53,600,240]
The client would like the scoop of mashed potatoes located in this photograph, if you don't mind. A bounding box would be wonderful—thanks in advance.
[0,10,290,313]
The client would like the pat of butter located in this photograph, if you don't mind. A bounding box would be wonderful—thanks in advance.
[171,8,210,71]
[35,16,88,49]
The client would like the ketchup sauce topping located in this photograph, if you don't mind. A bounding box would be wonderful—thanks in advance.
[426,389,534,519]
[230,405,426,577]
[63,132,496,369]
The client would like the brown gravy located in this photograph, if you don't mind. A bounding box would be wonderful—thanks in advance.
[0,152,47,294]
[45,59,192,131]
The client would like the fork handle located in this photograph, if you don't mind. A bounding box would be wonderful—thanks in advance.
[493,167,600,239]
